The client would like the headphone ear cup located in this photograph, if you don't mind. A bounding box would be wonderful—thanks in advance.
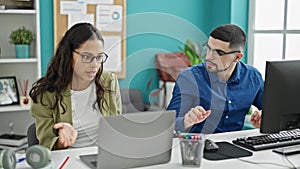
[26,145,51,169]
[0,149,17,169]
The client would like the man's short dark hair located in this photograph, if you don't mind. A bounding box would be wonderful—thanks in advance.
[210,24,246,50]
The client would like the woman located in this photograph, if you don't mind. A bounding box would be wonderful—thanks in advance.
[30,23,121,150]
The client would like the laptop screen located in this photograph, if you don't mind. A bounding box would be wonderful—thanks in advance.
[80,110,176,169]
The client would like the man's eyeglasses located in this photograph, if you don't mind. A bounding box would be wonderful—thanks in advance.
[203,42,240,57]
[73,50,108,63]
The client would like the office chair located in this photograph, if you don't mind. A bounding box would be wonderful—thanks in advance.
[121,89,146,113]
[27,123,39,146]
[120,89,162,113]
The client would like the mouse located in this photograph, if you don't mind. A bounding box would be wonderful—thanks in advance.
[204,139,219,152]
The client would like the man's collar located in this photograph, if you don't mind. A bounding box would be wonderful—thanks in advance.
[227,62,240,84]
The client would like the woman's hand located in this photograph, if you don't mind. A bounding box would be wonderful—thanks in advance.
[184,106,211,130]
[53,123,78,149]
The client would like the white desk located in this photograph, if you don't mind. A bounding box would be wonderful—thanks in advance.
[16,129,300,169]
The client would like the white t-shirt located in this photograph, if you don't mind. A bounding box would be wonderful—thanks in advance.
[70,82,102,148]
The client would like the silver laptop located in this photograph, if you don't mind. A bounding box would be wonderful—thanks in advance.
[80,110,176,169]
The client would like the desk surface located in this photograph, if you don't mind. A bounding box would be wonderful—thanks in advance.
[16,129,300,169]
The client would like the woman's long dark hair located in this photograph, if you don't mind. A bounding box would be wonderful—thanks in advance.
[30,23,108,114]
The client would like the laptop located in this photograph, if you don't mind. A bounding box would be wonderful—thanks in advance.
[80,110,176,169]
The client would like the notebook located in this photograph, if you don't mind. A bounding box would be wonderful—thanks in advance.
[80,110,176,169]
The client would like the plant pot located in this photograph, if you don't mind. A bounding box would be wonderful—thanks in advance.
[15,44,30,58]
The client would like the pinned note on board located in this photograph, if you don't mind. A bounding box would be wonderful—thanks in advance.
[96,5,123,32]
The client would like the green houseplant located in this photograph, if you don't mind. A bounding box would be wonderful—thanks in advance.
[179,39,205,65]
[9,26,34,58]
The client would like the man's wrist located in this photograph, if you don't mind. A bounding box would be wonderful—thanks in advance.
[183,118,193,131]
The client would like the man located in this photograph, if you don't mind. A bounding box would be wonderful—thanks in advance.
[167,24,263,133]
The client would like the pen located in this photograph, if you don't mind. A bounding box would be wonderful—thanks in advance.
[17,157,26,163]
[59,156,70,169]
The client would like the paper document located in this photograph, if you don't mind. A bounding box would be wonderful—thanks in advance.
[103,36,122,72]
[96,5,123,32]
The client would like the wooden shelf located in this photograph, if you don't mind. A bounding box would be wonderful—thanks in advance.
[0,105,30,112]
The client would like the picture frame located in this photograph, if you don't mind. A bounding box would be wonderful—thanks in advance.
[0,76,20,106]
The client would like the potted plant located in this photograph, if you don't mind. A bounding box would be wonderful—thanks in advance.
[179,39,205,65]
[9,26,34,58]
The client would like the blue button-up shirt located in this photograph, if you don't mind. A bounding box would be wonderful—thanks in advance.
[167,62,264,133]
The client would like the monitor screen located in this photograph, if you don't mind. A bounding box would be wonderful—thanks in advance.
[260,60,300,133]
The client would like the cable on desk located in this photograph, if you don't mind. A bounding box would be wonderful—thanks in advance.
[282,153,296,169]
[216,151,296,169]
[237,158,296,169]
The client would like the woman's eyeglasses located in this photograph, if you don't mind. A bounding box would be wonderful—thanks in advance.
[73,50,108,63]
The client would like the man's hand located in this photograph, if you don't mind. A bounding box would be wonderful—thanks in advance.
[251,110,262,128]
[183,106,211,130]
[53,123,78,149]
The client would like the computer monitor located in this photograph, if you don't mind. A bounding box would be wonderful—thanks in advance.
[260,60,300,133]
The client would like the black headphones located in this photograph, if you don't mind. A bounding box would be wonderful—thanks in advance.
[0,145,51,169]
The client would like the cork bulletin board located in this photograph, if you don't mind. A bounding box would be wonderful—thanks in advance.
[54,0,126,78]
